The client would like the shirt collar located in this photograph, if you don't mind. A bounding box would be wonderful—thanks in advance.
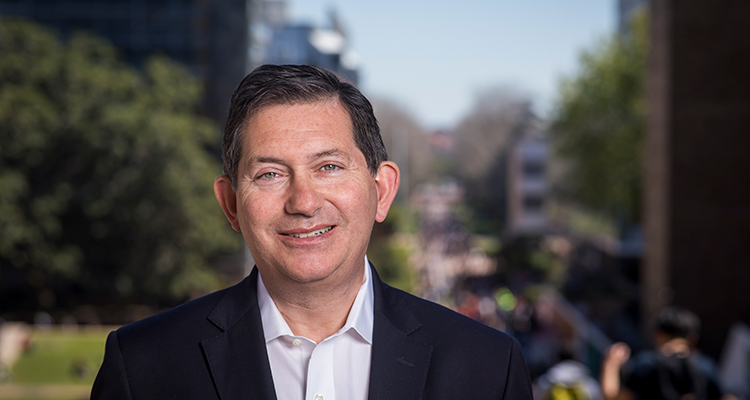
[257,256,374,344]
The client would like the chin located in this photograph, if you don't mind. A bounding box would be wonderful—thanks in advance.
[276,259,337,281]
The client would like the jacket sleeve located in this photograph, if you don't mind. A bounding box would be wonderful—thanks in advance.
[503,338,534,399]
[91,330,134,400]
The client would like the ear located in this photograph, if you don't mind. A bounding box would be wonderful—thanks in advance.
[373,161,401,223]
[213,175,242,232]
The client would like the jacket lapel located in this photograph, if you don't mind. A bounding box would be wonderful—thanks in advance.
[368,266,433,400]
[201,269,277,400]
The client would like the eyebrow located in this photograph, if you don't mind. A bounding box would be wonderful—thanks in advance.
[243,149,350,171]
[313,149,349,160]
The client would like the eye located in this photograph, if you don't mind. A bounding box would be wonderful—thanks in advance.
[259,172,279,179]
[321,164,339,171]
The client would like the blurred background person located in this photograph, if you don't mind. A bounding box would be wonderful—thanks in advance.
[535,345,603,400]
[601,307,732,400]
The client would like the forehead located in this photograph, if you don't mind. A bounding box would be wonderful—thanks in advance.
[241,100,357,156]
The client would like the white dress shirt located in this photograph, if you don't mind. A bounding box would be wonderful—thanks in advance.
[257,257,374,400]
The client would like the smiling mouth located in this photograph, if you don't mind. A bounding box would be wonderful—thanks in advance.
[284,226,334,239]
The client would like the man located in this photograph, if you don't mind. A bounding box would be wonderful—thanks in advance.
[601,307,729,400]
[91,64,532,399]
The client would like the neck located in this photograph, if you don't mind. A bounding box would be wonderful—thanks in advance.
[261,264,365,343]
[659,337,691,357]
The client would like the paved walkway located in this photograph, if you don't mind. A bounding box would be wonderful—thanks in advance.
[0,322,30,371]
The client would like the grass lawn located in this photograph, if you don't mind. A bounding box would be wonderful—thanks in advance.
[0,326,113,399]
[0,384,92,400]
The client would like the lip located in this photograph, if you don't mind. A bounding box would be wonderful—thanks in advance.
[279,225,335,239]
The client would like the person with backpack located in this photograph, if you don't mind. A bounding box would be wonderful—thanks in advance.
[536,346,602,400]
[600,307,731,400]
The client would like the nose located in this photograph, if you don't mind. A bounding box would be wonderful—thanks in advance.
[284,174,324,216]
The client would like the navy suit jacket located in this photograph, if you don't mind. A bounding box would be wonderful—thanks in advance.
[91,265,533,399]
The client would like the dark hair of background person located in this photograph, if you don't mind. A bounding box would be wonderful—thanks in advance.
[222,64,388,189]
[654,306,701,341]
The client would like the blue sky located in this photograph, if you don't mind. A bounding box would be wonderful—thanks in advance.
[290,1,615,129]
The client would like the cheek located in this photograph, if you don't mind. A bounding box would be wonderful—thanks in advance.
[237,187,277,227]
[332,178,378,217]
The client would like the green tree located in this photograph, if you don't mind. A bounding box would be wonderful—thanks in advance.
[551,12,648,224]
[372,97,437,201]
[451,87,534,233]
[368,203,418,293]
[0,18,241,315]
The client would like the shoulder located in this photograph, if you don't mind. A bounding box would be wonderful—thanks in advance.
[623,350,659,378]
[113,291,223,355]
[116,271,259,342]
[114,275,252,350]
[381,283,518,351]
[138,285,232,327]
[692,353,721,377]
[377,284,533,397]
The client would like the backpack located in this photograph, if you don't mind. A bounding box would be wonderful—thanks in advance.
[656,354,707,400]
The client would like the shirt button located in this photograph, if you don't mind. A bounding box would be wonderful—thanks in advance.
[314,395,324,400]
[292,339,302,346]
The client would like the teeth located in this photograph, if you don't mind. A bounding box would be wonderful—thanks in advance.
[287,226,333,238]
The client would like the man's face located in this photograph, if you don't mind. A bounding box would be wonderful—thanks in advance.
[215,100,398,289]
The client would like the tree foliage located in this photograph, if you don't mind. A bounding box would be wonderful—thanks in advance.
[451,87,535,233]
[372,97,437,200]
[551,12,648,223]
[0,18,241,315]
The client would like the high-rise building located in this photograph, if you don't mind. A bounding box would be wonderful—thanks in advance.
[0,0,250,124]
[646,0,750,360]
[249,0,359,84]
[506,136,548,234]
